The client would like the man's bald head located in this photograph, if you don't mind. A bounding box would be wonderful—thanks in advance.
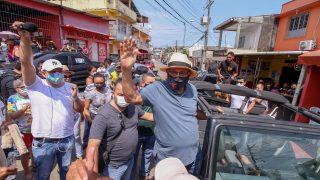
[141,73,156,87]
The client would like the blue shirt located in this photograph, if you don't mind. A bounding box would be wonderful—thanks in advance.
[141,81,199,165]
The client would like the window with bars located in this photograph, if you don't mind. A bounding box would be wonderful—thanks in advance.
[118,20,127,35]
[287,13,309,38]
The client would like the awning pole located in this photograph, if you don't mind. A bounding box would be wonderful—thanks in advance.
[292,65,307,106]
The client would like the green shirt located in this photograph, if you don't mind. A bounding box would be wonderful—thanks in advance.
[138,106,154,136]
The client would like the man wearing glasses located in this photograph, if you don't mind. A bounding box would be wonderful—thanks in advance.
[120,39,202,174]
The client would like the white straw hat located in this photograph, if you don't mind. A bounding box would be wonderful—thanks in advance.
[155,158,199,180]
[160,52,198,78]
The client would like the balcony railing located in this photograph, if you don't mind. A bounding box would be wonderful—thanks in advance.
[109,0,137,22]
[132,23,150,35]
[109,25,132,41]
[47,0,137,22]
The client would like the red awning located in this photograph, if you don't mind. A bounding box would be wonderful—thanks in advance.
[298,50,320,66]
[62,25,110,39]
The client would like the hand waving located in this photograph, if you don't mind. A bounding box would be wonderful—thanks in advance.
[120,37,140,71]
[67,148,109,180]
[71,85,78,99]
[12,21,30,39]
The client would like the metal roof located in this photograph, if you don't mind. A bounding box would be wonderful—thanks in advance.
[213,14,279,31]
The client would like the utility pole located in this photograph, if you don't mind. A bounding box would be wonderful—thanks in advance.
[202,0,212,70]
[175,40,178,52]
[183,22,186,48]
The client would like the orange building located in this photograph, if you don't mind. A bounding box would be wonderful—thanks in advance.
[275,0,320,123]
[132,24,151,61]
[275,0,320,51]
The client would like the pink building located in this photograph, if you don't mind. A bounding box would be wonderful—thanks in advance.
[1,0,110,62]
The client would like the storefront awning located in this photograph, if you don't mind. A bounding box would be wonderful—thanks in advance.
[62,25,110,40]
[235,51,306,56]
[298,50,320,66]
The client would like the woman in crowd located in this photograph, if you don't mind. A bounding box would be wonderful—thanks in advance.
[85,65,97,92]
[83,73,112,150]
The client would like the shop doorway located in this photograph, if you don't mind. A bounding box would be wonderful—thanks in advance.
[91,42,99,62]
[279,67,300,86]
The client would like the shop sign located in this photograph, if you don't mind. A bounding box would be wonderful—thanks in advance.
[99,46,106,56]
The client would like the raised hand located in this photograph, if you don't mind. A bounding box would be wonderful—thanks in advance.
[66,148,109,180]
[0,167,17,179]
[11,21,30,40]
[120,37,139,71]
[71,85,78,99]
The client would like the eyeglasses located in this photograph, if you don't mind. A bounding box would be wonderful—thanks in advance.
[167,69,190,78]
[17,86,25,89]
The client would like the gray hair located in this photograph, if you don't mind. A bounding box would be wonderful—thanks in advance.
[13,79,24,89]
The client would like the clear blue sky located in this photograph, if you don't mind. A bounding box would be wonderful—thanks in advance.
[133,0,291,47]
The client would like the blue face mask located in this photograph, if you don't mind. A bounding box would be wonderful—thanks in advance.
[165,75,189,92]
[47,72,64,85]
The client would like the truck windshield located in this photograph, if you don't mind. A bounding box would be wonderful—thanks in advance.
[215,126,320,180]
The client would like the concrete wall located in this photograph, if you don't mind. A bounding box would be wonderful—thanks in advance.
[238,23,262,50]
[257,16,278,51]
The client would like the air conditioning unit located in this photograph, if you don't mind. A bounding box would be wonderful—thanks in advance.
[299,40,316,51]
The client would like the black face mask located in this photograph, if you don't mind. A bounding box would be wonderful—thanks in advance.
[95,83,105,89]
[165,75,189,92]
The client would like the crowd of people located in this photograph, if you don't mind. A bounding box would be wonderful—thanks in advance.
[0,34,90,66]
[0,20,302,180]
[0,21,204,180]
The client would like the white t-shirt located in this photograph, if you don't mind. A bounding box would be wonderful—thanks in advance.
[230,94,245,110]
[26,77,75,138]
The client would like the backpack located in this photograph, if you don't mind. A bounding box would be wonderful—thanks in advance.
[0,70,20,104]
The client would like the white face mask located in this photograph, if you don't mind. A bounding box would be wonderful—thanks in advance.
[19,88,28,97]
[116,95,129,108]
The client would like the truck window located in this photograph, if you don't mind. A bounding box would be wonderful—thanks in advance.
[214,126,320,179]
[53,55,68,65]
[71,55,89,65]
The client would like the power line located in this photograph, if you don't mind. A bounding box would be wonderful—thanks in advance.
[176,0,202,21]
[153,0,185,24]
[204,0,215,10]
[188,34,204,48]
[184,0,204,17]
[159,0,204,32]
[142,0,180,27]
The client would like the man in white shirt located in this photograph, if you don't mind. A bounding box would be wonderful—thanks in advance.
[244,83,268,115]
[230,78,246,112]
[12,21,83,180]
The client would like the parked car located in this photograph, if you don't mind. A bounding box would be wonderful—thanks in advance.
[33,51,92,90]
[193,81,320,180]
